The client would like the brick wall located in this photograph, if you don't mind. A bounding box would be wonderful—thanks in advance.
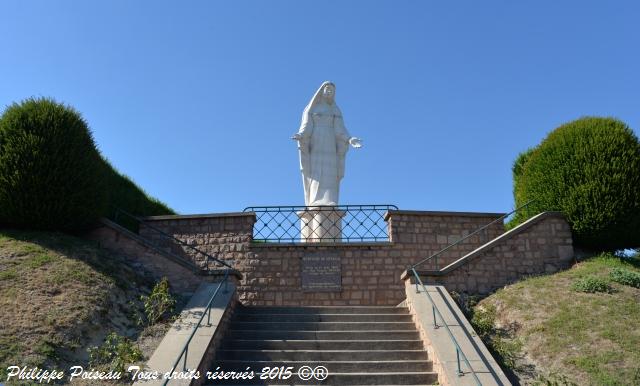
[386,210,504,270]
[138,212,255,269]
[140,210,505,306]
[86,221,203,294]
[91,210,574,305]
[409,212,574,294]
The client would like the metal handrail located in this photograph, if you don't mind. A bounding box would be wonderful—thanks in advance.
[162,269,231,386]
[411,200,534,270]
[411,268,482,385]
[113,208,233,270]
[243,204,398,243]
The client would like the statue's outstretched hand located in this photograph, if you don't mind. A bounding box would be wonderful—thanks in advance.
[291,133,302,141]
[349,137,363,148]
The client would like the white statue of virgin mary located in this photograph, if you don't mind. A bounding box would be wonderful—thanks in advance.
[292,81,362,206]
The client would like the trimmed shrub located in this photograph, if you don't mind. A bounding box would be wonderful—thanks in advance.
[0,98,107,230]
[507,148,535,230]
[571,275,614,293]
[103,160,174,230]
[512,117,640,250]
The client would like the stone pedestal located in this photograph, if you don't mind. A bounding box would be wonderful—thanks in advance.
[297,207,346,242]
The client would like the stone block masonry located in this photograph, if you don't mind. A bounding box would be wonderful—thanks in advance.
[405,212,574,294]
[138,212,256,270]
[386,210,505,270]
[139,210,508,306]
[86,219,203,295]
[90,209,573,305]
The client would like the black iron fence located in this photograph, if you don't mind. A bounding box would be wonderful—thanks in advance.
[243,205,398,243]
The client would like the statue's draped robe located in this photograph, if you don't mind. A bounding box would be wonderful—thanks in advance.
[297,102,350,206]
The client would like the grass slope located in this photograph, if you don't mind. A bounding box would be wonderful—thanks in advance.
[472,254,640,385]
[0,229,177,384]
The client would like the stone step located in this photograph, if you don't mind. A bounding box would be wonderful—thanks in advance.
[216,350,429,362]
[234,313,413,323]
[220,339,424,351]
[202,371,438,385]
[237,307,409,315]
[231,322,417,331]
[226,330,420,341]
[211,360,433,373]
[205,306,432,386]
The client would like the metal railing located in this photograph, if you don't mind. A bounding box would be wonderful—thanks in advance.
[407,200,535,385]
[113,208,233,271]
[110,208,236,384]
[162,269,231,386]
[411,268,482,385]
[411,200,534,270]
[243,204,398,243]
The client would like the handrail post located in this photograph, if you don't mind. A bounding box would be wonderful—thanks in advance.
[432,305,438,328]
[183,346,188,371]
[411,268,481,385]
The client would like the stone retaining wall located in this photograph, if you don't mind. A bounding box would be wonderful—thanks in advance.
[138,212,255,269]
[91,209,574,305]
[86,220,203,294]
[141,210,505,306]
[406,212,574,294]
[386,210,504,270]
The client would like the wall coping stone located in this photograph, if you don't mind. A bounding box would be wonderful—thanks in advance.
[142,212,256,221]
[386,210,505,221]
[405,284,511,385]
[401,211,567,280]
[134,281,236,386]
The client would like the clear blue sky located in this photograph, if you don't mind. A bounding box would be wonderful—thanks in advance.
[2,1,638,214]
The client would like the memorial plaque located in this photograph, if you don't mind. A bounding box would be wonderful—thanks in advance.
[301,255,341,292]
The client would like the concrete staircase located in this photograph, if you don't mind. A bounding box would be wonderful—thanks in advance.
[205,306,438,385]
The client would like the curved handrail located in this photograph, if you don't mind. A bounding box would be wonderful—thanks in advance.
[411,200,534,270]
[162,269,231,385]
[113,207,233,270]
[411,268,482,385]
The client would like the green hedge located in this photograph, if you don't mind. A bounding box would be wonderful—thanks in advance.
[0,98,174,232]
[0,98,107,230]
[512,117,640,250]
[103,160,174,230]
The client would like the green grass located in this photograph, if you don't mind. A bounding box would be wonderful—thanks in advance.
[0,229,156,381]
[471,253,640,385]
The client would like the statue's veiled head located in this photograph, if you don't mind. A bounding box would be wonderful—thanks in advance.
[303,81,337,114]
[321,83,335,103]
